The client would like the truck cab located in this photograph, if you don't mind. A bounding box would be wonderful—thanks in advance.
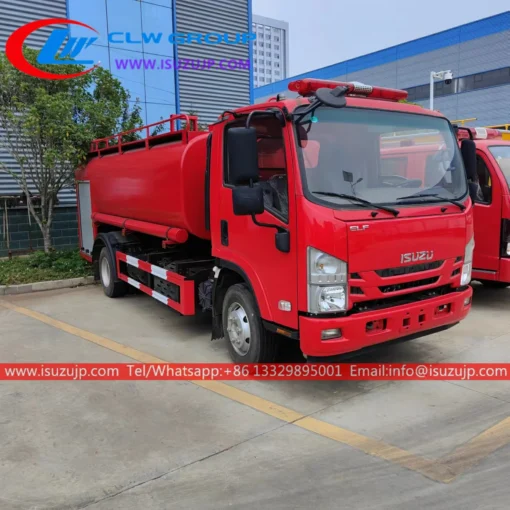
[209,79,475,361]
[460,128,510,287]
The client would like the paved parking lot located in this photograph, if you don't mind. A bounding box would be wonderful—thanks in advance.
[1,283,510,509]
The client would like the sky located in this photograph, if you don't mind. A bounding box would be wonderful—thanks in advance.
[252,0,510,77]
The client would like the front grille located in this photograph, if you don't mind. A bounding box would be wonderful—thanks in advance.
[379,277,439,294]
[350,286,364,295]
[376,260,443,278]
[351,285,452,314]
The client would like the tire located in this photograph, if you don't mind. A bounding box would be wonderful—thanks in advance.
[99,247,128,298]
[480,280,509,289]
[222,283,278,363]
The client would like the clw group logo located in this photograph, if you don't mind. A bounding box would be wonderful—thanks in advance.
[6,18,256,80]
[6,18,100,80]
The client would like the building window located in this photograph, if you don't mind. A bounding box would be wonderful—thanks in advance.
[259,41,263,47]
[405,66,510,101]
[275,44,280,50]
[266,52,271,57]
[274,36,280,42]
[267,69,272,74]
[259,50,264,55]
[266,43,271,48]
[260,77,265,82]
[274,62,280,68]
[266,34,271,40]
[254,67,257,73]
[259,59,264,64]
[275,54,280,59]
[275,71,280,76]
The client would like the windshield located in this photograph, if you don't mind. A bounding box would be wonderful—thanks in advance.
[488,146,510,191]
[295,106,467,208]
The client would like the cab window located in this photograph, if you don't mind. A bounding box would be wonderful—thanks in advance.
[475,155,492,203]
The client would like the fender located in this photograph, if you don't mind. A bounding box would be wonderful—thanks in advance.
[93,232,137,282]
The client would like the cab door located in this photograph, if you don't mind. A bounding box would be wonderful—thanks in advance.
[210,113,299,329]
[472,150,502,273]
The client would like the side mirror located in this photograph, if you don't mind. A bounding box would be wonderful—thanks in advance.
[461,139,477,181]
[227,127,259,185]
[232,185,264,216]
[315,87,347,108]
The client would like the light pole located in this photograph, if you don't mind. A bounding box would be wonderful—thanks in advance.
[429,70,453,110]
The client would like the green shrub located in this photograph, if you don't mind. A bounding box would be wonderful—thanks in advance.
[0,250,93,285]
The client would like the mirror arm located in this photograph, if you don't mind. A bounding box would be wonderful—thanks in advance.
[293,99,321,124]
[250,214,287,234]
[453,125,474,140]
[246,109,285,128]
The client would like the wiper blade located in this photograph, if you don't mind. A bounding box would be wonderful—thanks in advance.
[311,191,399,216]
[397,193,466,211]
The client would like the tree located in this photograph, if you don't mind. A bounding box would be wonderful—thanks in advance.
[183,110,208,131]
[0,47,143,252]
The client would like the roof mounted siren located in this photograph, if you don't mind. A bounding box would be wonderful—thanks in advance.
[288,78,408,102]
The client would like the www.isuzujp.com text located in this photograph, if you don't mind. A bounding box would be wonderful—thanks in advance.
[114,58,251,71]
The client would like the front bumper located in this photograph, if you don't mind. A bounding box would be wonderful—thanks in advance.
[499,259,510,283]
[299,287,473,357]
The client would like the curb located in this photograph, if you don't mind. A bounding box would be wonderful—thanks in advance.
[0,276,95,296]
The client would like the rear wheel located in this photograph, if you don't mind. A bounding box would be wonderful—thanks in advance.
[480,280,509,289]
[222,283,278,363]
[99,247,128,298]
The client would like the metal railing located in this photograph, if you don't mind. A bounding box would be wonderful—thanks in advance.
[89,114,199,155]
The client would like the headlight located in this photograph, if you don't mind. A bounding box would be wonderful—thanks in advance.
[308,248,347,313]
[461,237,474,285]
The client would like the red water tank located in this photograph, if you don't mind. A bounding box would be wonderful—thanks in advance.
[84,131,210,240]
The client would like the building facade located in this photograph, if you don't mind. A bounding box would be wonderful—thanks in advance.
[67,0,251,126]
[252,14,289,88]
[255,12,510,127]
[0,0,251,255]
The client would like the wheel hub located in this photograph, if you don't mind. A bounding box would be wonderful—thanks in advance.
[226,302,251,356]
[101,257,111,288]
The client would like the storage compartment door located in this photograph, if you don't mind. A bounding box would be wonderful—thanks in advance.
[78,182,94,255]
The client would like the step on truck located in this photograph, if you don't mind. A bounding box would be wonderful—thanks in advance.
[76,79,477,363]
[457,127,510,288]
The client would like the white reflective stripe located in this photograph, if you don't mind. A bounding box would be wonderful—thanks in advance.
[127,277,141,289]
[152,290,169,305]
[126,255,139,268]
[151,265,168,279]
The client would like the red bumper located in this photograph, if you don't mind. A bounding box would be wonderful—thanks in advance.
[499,259,510,283]
[299,287,473,357]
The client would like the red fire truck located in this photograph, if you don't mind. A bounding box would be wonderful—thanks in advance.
[76,78,477,362]
[457,127,510,287]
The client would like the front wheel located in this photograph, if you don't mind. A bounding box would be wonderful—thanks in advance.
[222,283,278,363]
[99,247,128,298]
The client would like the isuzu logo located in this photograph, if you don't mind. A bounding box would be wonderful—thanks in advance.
[401,251,434,264]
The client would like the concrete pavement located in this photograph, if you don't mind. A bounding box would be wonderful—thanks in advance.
[0,283,509,509]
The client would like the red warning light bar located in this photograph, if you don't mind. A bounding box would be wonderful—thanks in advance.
[288,78,408,101]
[457,127,508,140]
